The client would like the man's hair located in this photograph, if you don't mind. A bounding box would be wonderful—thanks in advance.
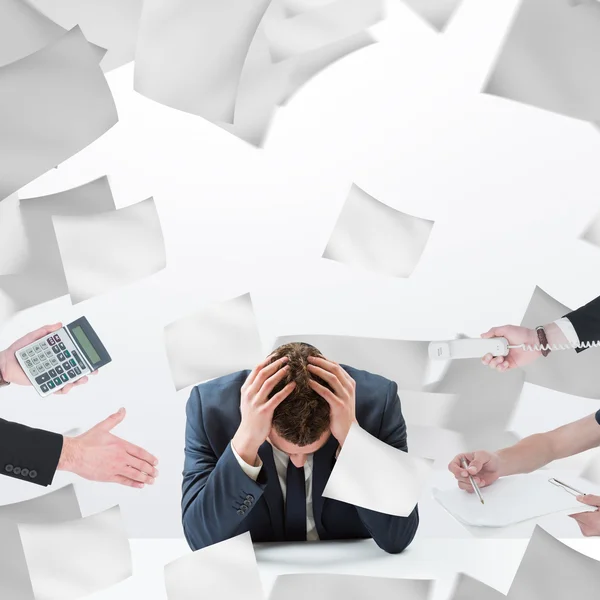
[268,342,331,447]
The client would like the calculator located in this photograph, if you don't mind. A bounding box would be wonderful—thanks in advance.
[15,317,112,397]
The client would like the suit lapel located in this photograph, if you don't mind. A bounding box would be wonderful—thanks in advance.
[258,441,285,541]
[312,434,339,540]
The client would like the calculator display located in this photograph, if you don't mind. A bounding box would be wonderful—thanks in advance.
[72,326,101,365]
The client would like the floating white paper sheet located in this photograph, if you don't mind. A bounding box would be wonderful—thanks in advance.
[134,0,271,123]
[402,0,463,31]
[272,333,431,390]
[450,573,506,600]
[0,177,116,313]
[579,448,600,485]
[408,425,465,462]
[0,193,27,274]
[18,505,131,600]
[265,0,384,62]
[0,485,82,600]
[0,26,118,203]
[581,209,600,249]
[323,184,434,278]
[484,0,600,123]
[520,286,600,399]
[28,0,143,71]
[0,0,65,67]
[165,532,264,600]
[507,526,600,599]
[433,473,590,528]
[52,197,166,303]
[269,573,432,600]
[323,422,433,517]
[165,293,264,391]
[399,390,458,427]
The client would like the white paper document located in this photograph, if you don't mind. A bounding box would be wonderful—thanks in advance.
[581,209,600,249]
[433,473,590,528]
[18,505,131,600]
[450,573,506,600]
[323,184,434,278]
[402,0,463,31]
[520,286,600,399]
[0,26,118,203]
[165,532,264,600]
[165,293,265,390]
[269,573,432,600]
[507,526,600,599]
[52,197,166,303]
[484,0,600,123]
[0,193,27,275]
[323,422,432,517]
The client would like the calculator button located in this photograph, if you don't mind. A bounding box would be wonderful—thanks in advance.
[33,344,41,353]
[53,377,61,386]
[48,338,56,346]
[50,358,58,366]
[32,357,40,365]
[40,384,49,393]
[62,362,70,370]
[45,350,53,358]
[74,366,81,375]
[58,342,66,350]
[40,341,48,349]
[52,346,60,354]
[27,348,35,357]
[56,366,64,374]
[54,335,61,342]
[35,373,50,384]
[57,353,65,361]
[49,369,57,377]
[69,358,76,367]
[25,359,33,368]
[67,370,76,379]
[47,380,55,389]
[20,351,28,359]
[64,350,71,358]
[43,361,51,369]
[60,374,69,383]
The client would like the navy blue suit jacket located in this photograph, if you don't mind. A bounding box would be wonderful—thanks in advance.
[182,365,419,553]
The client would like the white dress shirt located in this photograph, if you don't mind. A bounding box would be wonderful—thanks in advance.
[231,443,320,541]
[554,317,580,347]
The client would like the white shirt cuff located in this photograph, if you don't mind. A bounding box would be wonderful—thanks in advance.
[554,317,580,348]
[231,443,263,481]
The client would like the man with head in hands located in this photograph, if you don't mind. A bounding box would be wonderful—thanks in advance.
[0,324,159,489]
[182,342,418,553]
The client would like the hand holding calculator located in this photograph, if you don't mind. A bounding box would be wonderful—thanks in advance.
[10,317,111,397]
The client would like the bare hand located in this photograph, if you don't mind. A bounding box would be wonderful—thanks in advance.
[58,408,158,488]
[307,356,356,446]
[232,356,296,465]
[448,451,501,492]
[0,323,97,395]
[480,325,540,372]
[569,495,600,537]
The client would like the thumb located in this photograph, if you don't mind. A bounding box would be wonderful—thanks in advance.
[481,326,507,339]
[577,494,600,507]
[97,407,126,432]
[467,452,490,474]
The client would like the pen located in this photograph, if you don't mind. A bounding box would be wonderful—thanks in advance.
[460,456,485,505]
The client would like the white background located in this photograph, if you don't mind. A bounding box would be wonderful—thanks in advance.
[1,0,600,538]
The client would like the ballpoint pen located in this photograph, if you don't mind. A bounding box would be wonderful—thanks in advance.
[548,478,586,497]
[460,456,485,505]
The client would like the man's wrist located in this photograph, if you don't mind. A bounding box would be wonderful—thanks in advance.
[57,436,78,472]
[232,429,261,467]
[495,450,511,478]
[0,350,10,386]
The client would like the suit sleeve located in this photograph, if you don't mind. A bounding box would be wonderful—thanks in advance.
[181,386,269,550]
[564,295,600,353]
[0,419,62,486]
[353,381,419,554]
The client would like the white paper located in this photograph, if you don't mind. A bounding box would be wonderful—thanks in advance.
[507,526,600,599]
[273,334,431,390]
[450,573,506,600]
[581,209,600,249]
[323,422,432,517]
[520,286,600,399]
[269,573,432,600]
[402,0,463,31]
[0,27,118,203]
[484,0,600,123]
[18,505,131,600]
[0,486,82,600]
[323,184,434,278]
[134,0,271,123]
[52,197,166,303]
[0,0,65,67]
[408,425,465,462]
[28,0,143,72]
[165,293,264,390]
[165,532,264,600]
[0,193,27,274]
[265,0,384,62]
[399,390,459,428]
[433,473,590,528]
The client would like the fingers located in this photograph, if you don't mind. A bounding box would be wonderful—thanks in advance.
[121,461,157,484]
[568,512,600,537]
[257,364,290,400]
[250,357,288,394]
[265,381,296,410]
[577,494,600,507]
[306,363,345,396]
[112,474,145,489]
[243,355,274,388]
[448,452,475,478]
[308,378,337,405]
[95,407,126,432]
[307,356,354,392]
[54,383,74,395]
[458,481,475,493]
[125,442,159,467]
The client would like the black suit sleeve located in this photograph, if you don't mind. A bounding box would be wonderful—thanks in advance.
[0,419,63,486]
[352,381,419,554]
[564,295,600,353]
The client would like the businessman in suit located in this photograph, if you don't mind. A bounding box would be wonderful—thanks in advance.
[182,342,419,553]
[0,323,158,488]
[449,294,600,536]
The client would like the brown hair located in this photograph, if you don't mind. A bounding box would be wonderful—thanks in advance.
[268,342,331,446]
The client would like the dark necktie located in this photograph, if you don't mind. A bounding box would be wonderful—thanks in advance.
[285,460,307,541]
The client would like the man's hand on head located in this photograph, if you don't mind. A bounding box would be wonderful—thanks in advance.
[306,356,357,446]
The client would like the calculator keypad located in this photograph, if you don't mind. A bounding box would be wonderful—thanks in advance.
[17,329,90,396]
